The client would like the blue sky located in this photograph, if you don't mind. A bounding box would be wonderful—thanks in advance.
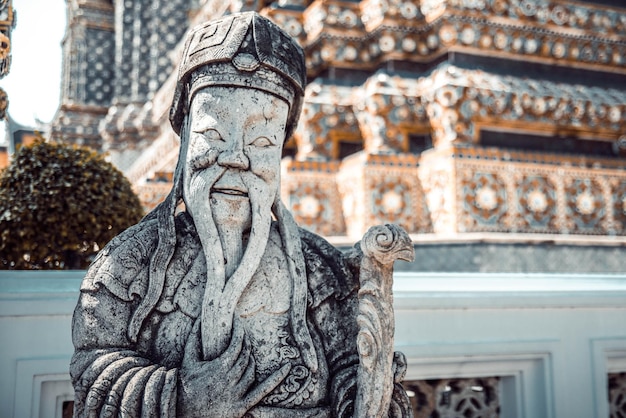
[0,0,65,127]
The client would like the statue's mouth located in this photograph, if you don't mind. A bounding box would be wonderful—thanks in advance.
[211,171,249,199]
[211,187,249,198]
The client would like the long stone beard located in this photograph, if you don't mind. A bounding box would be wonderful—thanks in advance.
[185,166,275,360]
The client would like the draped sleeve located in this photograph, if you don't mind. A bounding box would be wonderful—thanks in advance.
[70,219,179,418]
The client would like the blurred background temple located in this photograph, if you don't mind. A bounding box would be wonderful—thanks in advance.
[49,0,626,273]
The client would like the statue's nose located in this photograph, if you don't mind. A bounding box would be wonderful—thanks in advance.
[217,149,250,170]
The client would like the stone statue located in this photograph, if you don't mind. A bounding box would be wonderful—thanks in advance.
[70,12,414,418]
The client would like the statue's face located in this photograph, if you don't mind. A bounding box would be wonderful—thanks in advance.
[183,86,288,225]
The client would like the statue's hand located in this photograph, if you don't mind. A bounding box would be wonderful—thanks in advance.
[177,321,291,418]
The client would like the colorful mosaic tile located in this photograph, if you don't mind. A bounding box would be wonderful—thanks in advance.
[460,171,508,231]
[452,147,626,235]
[281,160,345,236]
[564,177,607,234]
[336,153,429,239]
[612,180,626,233]
[518,175,558,231]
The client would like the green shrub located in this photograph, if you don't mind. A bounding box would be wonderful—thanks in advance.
[0,139,144,269]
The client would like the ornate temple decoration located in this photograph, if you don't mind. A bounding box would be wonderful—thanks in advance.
[405,377,500,418]
[0,0,13,77]
[0,0,14,120]
[354,71,430,154]
[337,152,428,238]
[51,0,626,240]
[292,0,626,239]
[297,80,360,161]
[281,159,345,236]
[50,0,114,148]
[51,0,189,169]
[610,372,626,418]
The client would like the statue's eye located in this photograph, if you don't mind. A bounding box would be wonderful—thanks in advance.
[194,128,223,142]
[250,136,274,148]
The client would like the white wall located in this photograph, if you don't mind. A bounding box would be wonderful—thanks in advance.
[0,271,82,418]
[2,271,626,418]
[394,273,626,418]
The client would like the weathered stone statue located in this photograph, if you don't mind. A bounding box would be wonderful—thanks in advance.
[71,12,414,418]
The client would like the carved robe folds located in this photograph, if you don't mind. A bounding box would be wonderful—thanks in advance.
[70,212,411,417]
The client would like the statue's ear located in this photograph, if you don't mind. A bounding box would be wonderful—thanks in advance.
[170,82,188,135]
[285,93,302,141]
[172,114,191,204]
[178,114,191,147]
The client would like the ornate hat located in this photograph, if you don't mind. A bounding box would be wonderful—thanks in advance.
[169,12,306,139]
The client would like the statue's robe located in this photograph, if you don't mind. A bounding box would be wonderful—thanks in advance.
[71,212,406,417]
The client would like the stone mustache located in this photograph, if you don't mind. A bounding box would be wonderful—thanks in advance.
[70,11,415,418]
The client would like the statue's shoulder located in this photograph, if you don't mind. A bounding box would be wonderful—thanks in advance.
[80,213,198,302]
[298,228,360,307]
[79,218,159,300]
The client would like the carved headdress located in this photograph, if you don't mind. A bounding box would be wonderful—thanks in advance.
[169,11,306,140]
[133,12,317,371]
